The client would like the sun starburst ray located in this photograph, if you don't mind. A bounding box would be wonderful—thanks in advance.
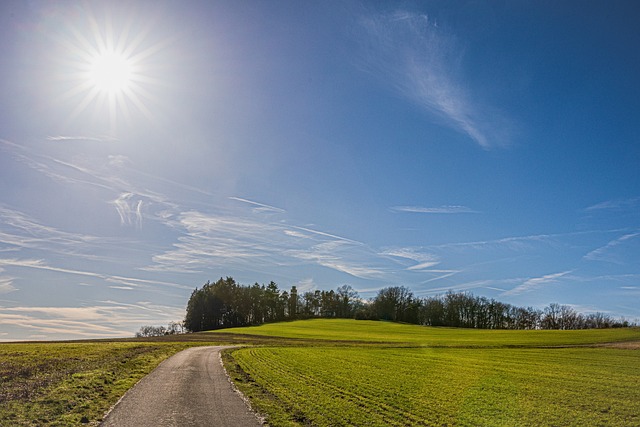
[51,4,166,134]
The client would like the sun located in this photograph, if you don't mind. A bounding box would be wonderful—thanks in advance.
[55,4,166,134]
[87,51,134,94]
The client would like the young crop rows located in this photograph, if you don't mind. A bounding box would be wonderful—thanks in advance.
[234,346,640,426]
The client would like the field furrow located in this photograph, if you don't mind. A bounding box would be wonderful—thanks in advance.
[233,345,640,426]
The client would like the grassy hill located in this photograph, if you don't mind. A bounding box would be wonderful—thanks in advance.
[213,318,640,346]
[2,320,639,426]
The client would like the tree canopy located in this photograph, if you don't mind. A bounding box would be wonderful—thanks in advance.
[183,278,632,332]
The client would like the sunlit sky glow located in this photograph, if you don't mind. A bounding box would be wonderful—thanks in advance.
[1,1,639,340]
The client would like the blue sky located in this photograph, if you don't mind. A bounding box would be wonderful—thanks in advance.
[1,0,639,340]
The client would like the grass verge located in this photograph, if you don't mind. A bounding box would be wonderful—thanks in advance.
[0,342,194,426]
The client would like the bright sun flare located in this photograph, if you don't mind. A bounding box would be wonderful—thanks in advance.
[56,5,166,133]
[88,51,133,94]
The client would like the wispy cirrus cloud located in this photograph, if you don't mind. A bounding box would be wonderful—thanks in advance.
[148,210,284,273]
[416,277,523,296]
[1,140,112,191]
[113,192,144,227]
[0,205,98,243]
[585,197,640,211]
[280,227,383,279]
[503,270,572,296]
[46,135,119,143]
[286,240,385,280]
[381,247,441,270]
[2,138,397,285]
[287,225,362,244]
[419,270,460,285]
[427,231,593,252]
[0,258,111,283]
[107,154,131,168]
[0,275,17,294]
[0,258,190,291]
[106,275,190,290]
[284,229,309,239]
[558,273,640,285]
[391,205,478,214]
[229,196,286,214]
[1,139,174,227]
[583,232,640,264]
[0,206,114,262]
[148,208,387,280]
[356,11,511,149]
[0,301,184,340]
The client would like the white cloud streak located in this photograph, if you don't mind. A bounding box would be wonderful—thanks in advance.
[284,229,310,239]
[583,232,640,264]
[0,258,190,291]
[357,11,510,148]
[0,302,184,340]
[430,233,560,252]
[46,135,119,142]
[286,241,385,280]
[3,138,392,283]
[148,211,283,273]
[419,271,459,284]
[229,196,286,214]
[411,276,527,297]
[0,205,99,251]
[391,205,478,214]
[0,204,160,274]
[1,139,398,289]
[381,247,440,270]
[288,225,362,244]
[503,271,572,296]
[585,197,640,211]
[148,209,386,280]
[1,139,174,228]
[112,192,144,227]
[0,275,17,294]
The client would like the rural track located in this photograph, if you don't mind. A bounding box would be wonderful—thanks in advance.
[101,346,262,427]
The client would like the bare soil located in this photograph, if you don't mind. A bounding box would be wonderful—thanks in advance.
[601,340,640,349]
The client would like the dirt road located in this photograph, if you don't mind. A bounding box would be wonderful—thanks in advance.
[101,346,262,427]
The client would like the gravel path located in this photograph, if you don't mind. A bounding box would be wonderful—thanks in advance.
[101,346,262,427]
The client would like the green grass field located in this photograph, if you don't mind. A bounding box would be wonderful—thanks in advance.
[231,346,640,426]
[2,320,639,426]
[219,320,640,426]
[216,318,640,347]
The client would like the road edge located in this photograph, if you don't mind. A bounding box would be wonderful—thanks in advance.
[220,347,266,425]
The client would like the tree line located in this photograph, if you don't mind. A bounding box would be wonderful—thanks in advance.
[365,287,632,330]
[184,277,362,331]
[135,321,184,337]
[183,277,633,332]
